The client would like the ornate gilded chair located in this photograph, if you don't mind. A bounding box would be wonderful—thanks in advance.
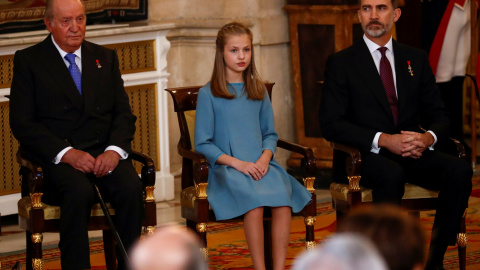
[319,77,470,270]
[16,150,156,270]
[165,83,317,269]
[466,74,479,103]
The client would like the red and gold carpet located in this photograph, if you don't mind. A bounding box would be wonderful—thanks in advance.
[2,178,480,269]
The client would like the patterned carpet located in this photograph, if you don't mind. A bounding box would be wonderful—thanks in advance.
[2,178,480,269]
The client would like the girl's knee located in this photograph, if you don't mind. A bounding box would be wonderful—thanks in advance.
[246,207,264,216]
[271,206,291,213]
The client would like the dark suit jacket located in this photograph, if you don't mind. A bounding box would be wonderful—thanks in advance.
[320,38,449,154]
[9,35,136,168]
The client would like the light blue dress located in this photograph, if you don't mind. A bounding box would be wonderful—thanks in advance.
[194,82,312,220]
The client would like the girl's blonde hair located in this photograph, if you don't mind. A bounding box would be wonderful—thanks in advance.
[210,22,265,100]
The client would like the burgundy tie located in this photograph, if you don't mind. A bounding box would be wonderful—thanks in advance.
[378,47,398,125]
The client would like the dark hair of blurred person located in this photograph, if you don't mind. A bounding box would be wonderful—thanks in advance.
[338,204,426,270]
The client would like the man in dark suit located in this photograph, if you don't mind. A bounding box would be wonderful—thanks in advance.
[320,0,472,269]
[9,0,143,269]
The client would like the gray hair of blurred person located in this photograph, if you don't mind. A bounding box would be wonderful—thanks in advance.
[130,226,207,270]
[292,233,388,270]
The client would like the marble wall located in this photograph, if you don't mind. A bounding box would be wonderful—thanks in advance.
[149,0,296,173]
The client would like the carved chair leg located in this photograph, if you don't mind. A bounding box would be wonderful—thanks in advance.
[195,195,209,261]
[103,230,117,270]
[26,231,33,270]
[304,216,316,249]
[186,220,208,259]
[144,225,156,236]
[335,210,345,229]
[457,213,467,270]
[195,222,208,261]
[31,233,43,270]
[144,187,157,232]
[263,219,273,270]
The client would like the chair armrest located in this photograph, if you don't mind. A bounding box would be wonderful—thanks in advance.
[16,151,44,195]
[178,145,209,185]
[330,142,362,191]
[420,125,466,160]
[277,138,316,175]
[449,138,466,160]
[130,151,156,187]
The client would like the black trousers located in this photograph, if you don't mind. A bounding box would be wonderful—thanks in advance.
[42,159,144,270]
[360,149,472,246]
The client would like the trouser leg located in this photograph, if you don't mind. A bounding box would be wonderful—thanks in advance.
[407,151,472,246]
[405,151,472,267]
[43,164,95,270]
[96,160,144,270]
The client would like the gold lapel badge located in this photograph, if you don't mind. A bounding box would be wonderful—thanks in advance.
[96,59,102,69]
[407,60,413,76]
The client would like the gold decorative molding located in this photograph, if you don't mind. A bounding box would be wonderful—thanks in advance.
[195,183,208,199]
[348,176,361,191]
[125,84,159,173]
[0,101,21,196]
[304,216,316,226]
[144,226,155,235]
[30,193,43,209]
[196,223,207,233]
[0,55,14,89]
[457,233,468,247]
[306,241,316,250]
[32,233,43,244]
[145,186,155,202]
[32,258,43,270]
[302,177,315,193]
[105,40,156,75]
[200,247,208,261]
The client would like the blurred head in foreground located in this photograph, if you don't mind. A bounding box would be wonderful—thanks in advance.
[292,233,387,270]
[131,226,207,270]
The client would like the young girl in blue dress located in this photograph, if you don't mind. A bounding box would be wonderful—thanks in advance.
[194,22,312,270]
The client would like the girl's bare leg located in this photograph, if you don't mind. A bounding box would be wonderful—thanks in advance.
[244,207,266,270]
[271,206,291,270]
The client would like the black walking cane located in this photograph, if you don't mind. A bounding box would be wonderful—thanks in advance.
[91,181,132,269]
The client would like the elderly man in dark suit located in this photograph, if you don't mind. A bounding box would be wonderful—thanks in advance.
[9,0,143,269]
[320,0,472,269]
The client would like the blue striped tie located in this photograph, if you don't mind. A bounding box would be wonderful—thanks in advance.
[64,53,82,94]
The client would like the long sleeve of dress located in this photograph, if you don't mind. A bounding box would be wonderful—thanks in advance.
[194,87,225,167]
[259,91,278,158]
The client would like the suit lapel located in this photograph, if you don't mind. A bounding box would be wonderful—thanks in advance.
[351,40,395,122]
[39,36,84,111]
[392,40,409,125]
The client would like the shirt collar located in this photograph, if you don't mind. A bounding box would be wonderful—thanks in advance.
[51,35,82,60]
[363,34,393,55]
